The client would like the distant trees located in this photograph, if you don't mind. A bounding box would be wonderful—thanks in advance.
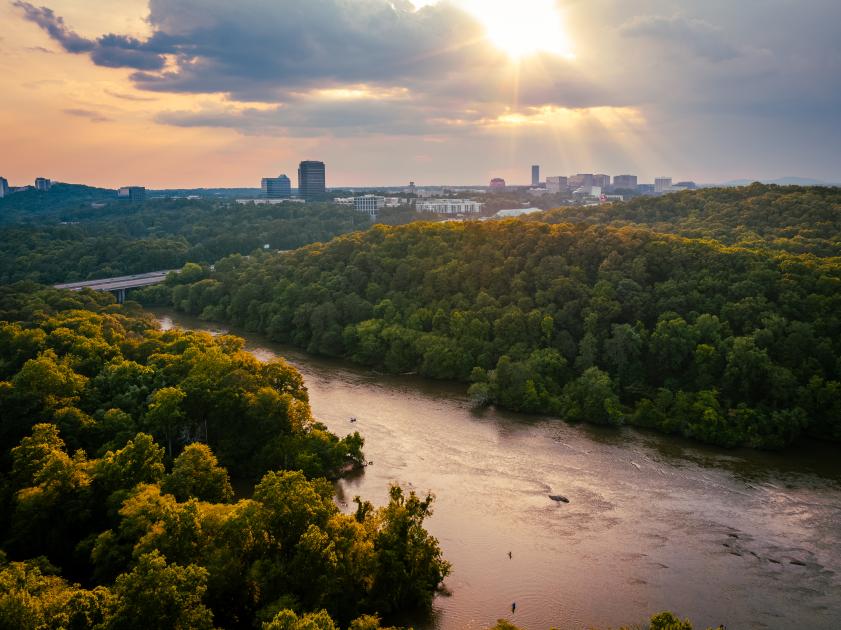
[537,183,841,256]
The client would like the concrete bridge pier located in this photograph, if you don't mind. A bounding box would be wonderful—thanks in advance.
[115,288,126,304]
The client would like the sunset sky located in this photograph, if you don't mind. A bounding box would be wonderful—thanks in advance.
[2,0,840,188]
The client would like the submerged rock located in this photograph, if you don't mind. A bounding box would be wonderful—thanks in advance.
[549,494,569,503]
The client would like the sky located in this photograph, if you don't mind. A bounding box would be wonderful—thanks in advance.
[1,0,840,188]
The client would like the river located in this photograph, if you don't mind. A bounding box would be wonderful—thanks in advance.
[155,310,841,630]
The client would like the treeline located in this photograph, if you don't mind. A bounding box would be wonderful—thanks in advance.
[148,220,841,449]
[0,184,116,224]
[0,200,362,284]
[0,196,453,285]
[537,184,841,256]
[0,285,449,628]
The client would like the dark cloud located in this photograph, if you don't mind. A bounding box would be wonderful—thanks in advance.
[63,108,113,123]
[15,1,167,69]
[13,1,94,53]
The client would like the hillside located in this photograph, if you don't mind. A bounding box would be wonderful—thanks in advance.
[148,220,841,450]
[0,183,117,223]
[537,184,841,256]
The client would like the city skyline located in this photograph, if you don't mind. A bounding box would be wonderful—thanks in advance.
[2,0,840,188]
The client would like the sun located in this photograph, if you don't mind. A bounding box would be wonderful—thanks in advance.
[462,0,575,60]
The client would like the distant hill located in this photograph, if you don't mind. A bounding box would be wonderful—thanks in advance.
[537,183,841,256]
[720,177,837,187]
[0,183,117,224]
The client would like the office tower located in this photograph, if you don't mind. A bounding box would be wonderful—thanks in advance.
[655,177,673,193]
[546,176,568,193]
[117,186,146,202]
[261,174,292,198]
[298,161,326,199]
[568,174,594,189]
[35,177,51,191]
[0,177,8,198]
[594,174,611,189]
[489,177,506,190]
[532,165,540,187]
[407,181,417,196]
[613,174,638,189]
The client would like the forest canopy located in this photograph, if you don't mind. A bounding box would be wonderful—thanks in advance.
[0,286,450,628]
[149,217,841,449]
[537,184,841,256]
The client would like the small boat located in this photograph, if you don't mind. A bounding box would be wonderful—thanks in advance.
[549,494,569,503]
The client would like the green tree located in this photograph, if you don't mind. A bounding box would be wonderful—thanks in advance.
[107,550,214,630]
[162,443,234,503]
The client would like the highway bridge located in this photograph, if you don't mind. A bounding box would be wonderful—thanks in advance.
[54,270,174,303]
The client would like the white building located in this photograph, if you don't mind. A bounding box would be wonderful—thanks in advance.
[334,197,354,206]
[573,185,602,197]
[415,199,483,215]
[35,177,51,191]
[354,195,386,218]
[494,207,543,218]
[654,177,672,193]
[0,177,8,198]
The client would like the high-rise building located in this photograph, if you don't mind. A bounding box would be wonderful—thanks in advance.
[531,165,540,187]
[568,174,594,189]
[546,176,568,193]
[655,177,673,193]
[594,174,611,189]
[489,177,506,190]
[35,177,51,191]
[262,174,292,198]
[0,177,8,198]
[613,174,638,190]
[407,181,417,196]
[298,161,326,199]
[117,186,146,202]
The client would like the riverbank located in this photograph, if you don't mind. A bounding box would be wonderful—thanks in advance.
[152,308,841,630]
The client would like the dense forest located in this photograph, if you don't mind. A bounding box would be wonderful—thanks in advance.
[539,184,841,256]
[0,184,117,224]
[0,195,452,285]
[146,218,841,449]
[0,199,362,284]
[0,285,449,628]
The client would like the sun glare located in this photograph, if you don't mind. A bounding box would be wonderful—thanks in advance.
[462,0,575,60]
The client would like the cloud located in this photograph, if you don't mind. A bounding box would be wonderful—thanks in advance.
[104,89,158,102]
[618,14,742,62]
[63,108,113,123]
[15,1,166,70]
[13,1,94,53]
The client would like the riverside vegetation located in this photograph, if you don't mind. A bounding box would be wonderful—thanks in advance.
[139,186,841,450]
[0,286,449,629]
[2,185,839,627]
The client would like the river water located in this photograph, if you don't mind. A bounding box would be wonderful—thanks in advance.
[155,310,841,630]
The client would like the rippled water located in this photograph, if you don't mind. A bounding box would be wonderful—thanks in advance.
[155,310,841,630]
